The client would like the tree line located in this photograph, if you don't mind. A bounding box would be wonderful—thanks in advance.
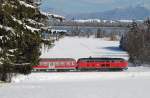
[52,19,138,28]
[120,19,150,66]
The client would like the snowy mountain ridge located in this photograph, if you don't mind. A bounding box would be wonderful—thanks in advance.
[67,5,150,20]
[74,19,143,23]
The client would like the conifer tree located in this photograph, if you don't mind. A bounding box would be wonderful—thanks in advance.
[0,0,50,82]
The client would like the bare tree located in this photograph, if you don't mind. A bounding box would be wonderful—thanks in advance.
[86,28,92,38]
[95,28,104,38]
[110,32,118,41]
[120,20,150,66]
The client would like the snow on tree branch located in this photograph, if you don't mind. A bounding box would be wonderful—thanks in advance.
[27,19,44,26]
[11,16,41,32]
[40,11,65,20]
[11,16,23,25]
[0,24,15,33]
[19,1,36,9]
[25,25,40,32]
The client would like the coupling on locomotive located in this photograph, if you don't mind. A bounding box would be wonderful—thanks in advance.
[32,57,128,71]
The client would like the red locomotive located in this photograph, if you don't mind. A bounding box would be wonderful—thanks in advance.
[77,58,128,71]
[32,57,128,71]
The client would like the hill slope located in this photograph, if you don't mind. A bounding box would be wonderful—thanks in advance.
[68,6,150,20]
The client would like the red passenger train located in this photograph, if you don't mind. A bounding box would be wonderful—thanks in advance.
[32,57,128,71]
[33,58,77,71]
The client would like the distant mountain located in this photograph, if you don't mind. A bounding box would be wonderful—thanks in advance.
[40,7,67,17]
[67,6,150,20]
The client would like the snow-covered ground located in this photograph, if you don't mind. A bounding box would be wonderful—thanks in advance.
[41,37,128,60]
[1,37,150,98]
[0,67,150,98]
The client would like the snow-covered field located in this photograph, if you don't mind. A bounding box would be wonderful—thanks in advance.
[0,67,150,98]
[41,37,128,60]
[1,37,150,98]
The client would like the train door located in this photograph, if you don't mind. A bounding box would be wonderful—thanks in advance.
[48,62,55,69]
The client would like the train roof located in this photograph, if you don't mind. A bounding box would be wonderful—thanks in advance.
[78,58,125,61]
[40,58,76,61]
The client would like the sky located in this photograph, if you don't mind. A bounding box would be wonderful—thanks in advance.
[40,0,150,14]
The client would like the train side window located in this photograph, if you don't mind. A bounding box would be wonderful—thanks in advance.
[55,62,60,65]
[51,62,53,66]
[111,61,114,62]
[61,62,64,65]
[49,62,53,66]
[44,62,48,65]
[67,62,70,65]
[41,62,47,65]
[40,62,43,65]
[39,62,43,65]
[53,62,56,66]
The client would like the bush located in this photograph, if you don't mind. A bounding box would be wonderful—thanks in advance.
[14,64,32,75]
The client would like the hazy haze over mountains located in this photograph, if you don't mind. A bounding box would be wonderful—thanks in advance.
[67,5,150,20]
[40,0,150,20]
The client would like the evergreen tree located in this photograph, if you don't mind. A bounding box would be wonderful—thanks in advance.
[0,0,50,82]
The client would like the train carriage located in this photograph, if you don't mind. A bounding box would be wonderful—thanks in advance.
[33,57,128,71]
[33,58,77,71]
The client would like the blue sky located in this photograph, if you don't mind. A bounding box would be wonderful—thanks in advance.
[40,0,150,14]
